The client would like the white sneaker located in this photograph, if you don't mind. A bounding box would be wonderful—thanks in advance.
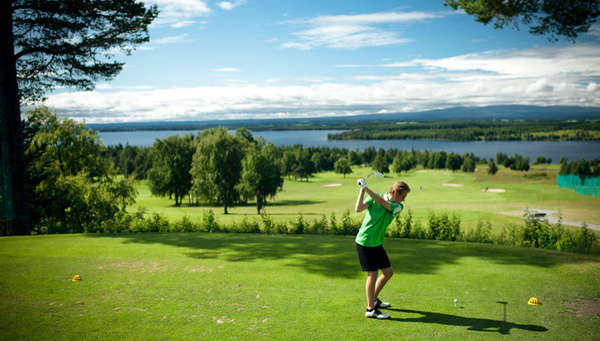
[365,308,390,319]
[375,298,391,309]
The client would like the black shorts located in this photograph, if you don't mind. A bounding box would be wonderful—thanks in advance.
[356,243,391,272]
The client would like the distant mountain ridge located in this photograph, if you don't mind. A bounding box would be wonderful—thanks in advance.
[87,105,600,132]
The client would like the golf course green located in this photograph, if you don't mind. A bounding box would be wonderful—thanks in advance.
[2,165,599,340]
[133,164,600,234]
[1,233,598,340]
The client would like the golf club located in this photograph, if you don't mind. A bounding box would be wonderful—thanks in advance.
[364,171,384,179]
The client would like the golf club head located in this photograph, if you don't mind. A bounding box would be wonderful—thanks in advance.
[365,171,385,179]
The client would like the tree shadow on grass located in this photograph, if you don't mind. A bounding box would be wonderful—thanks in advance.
[386,308,548,335]
[86,233,598,279]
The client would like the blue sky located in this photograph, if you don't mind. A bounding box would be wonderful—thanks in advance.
[43,0,600,123]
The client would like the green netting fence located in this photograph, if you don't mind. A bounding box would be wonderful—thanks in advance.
[557,174,600,196]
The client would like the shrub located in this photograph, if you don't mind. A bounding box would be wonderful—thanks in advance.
[338,210,358,235]
[147,213,169,232]
[411,220,426,239]
[201,210,219,232]
[260,213,275,233]
[328,213,338,235]
[575,225,597,252]
[465,220,492,243]
[309,215,328,235]
[173,216,198,232]
[235,216,260,233]
[400,210,413,238]
[422,211,463,241]
[288,215,306,234]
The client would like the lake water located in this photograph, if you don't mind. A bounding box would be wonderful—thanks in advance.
[98,129,600,162]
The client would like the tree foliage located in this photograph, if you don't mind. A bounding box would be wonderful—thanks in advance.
[1,0,157,235]
[236,144,283,214]
[12,0,159,102]
[334,157,353,178]
[148,134,195,206]
[190,128,244,214]
[444,0,600,41]
[23,107,136,233]
[488,159,499,175]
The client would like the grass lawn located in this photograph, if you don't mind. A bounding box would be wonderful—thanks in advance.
[1,233,599,340]
[132,165,600,234]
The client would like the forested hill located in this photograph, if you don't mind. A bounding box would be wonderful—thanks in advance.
[328,120,600,141]
[86,105,600,132]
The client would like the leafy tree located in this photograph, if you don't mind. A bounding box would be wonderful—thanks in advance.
[234,128,255,145]
[372,154,390,174]
[446,153,463,171]
[334,157,353,178]
[190,128,244,214]
[362,146,376,164]
[444,0,600,41]
[236,144,283,214]
[280,151,298,180]
[23,107,135,233]
[348,149,363,165]
[311,152,328,172]
[1,0,158,235]
[392,155,402,174]
[496,152,509,166]
[488,160,498,175]
[461,155,476,172]
[293,149,315,182]
[148,134,195,206]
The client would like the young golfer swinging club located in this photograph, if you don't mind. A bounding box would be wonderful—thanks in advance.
[355,178,410,319]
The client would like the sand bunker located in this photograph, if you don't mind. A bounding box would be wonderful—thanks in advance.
[324,184,342,187]
[441,184,464,187]
[482,188,506,193]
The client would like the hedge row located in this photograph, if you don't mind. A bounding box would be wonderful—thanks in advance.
[82,209,598,254]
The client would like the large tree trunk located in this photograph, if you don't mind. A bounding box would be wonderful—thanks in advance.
[0,1,30,235]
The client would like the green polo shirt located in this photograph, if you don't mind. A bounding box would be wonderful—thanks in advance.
[355,193,403,247]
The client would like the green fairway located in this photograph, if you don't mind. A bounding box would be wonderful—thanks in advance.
[131,165,600,234]
[1,233,598,340]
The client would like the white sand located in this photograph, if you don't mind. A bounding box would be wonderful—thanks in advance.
[441,184,464,187]
[482,188,506,193]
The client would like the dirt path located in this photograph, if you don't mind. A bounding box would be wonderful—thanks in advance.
[528,209,600,231]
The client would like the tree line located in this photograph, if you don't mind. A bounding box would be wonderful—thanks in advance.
[328,120,600,141]
[21,107,548,234]
[559,159,600,178]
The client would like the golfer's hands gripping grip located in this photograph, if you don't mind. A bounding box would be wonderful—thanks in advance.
[357,178,366,189]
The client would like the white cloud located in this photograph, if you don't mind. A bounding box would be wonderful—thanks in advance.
[152,34,191,44]
[216,0,247,11]
[283,11,441,50]
[587,24,600,39]
[402,44,600,78]
[43,44,600,123]
[150,0,211,28]
[310,11,443,25]
[526,79,553,94]
[96,84,154,91]
[214,67,240,72]
[284,24,409,50]
[171,20,198,28]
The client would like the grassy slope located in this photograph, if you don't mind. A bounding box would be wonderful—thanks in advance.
[132,165,600,233]
[1,233,598,340]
